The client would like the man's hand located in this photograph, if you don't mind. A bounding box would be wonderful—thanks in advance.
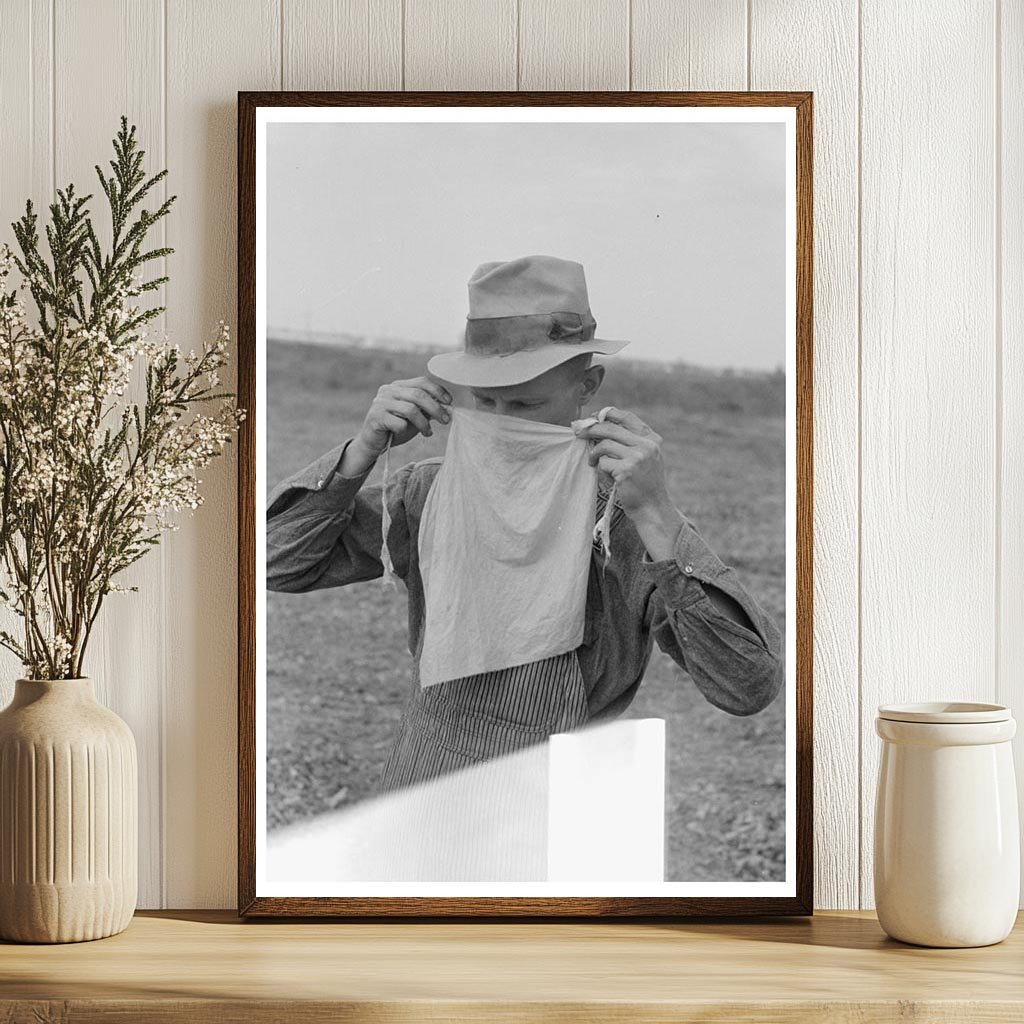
[577,407,760,633]
[574,407,672,514]
[575,406,685,561]
[343,376,453,477]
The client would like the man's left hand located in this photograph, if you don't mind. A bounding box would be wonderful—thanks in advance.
[574,407,673,516]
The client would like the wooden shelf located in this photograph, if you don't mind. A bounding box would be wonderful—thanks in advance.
[2,909,1022,1022]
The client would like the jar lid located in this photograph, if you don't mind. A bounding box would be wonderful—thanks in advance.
[877,701,1011,724]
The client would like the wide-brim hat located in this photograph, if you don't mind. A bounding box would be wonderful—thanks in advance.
[426,254,630,387]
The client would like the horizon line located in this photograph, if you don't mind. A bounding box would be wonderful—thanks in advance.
[266,327,785,377]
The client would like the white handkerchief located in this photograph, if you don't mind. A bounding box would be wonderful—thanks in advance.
[417,407,598,687]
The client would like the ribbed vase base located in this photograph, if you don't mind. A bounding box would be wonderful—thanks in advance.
[0,880,135,943]
[0,679,139,945]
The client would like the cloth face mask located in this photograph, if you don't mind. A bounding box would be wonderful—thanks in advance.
[415,406,598,688]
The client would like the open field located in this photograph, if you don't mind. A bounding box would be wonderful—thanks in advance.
[266,339,787,881]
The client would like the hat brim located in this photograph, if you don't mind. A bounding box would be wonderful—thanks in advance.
[426,338,630,388]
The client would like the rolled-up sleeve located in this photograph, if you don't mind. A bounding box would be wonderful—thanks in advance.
[638,517,784,716]
[266,438,414,592]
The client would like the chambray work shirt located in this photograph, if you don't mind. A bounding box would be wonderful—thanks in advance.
[266,438,785,734]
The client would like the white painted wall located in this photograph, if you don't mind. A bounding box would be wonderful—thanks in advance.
[0,0,1018,911]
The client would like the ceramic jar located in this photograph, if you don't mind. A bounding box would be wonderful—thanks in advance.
[874,701,1019,947]
[0,678,137,943]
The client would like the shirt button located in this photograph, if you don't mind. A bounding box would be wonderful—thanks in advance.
[683,564,694,574]
[316,478,324,489]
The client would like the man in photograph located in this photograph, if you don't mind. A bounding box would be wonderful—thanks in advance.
[266,254,784,794]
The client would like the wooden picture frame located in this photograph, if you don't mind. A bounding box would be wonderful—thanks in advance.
[238,91,813,917]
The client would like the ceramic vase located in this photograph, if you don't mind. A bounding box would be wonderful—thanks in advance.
[874,701,1020,947]
[0,678,137,942]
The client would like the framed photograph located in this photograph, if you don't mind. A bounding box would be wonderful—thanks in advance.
[238,91,813,917]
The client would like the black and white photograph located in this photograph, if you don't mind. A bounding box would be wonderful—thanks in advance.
[244,98,807,911]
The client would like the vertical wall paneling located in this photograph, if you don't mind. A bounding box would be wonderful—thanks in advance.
[0,0,52,244]
[630,0,746,91]
[518,0,629,90]
[0,1,54,692]
[163,0,280,908]
[999,0,1024,899]
[403,0,516,90]
[1,0,1021,912]
[749,1,860,911]
[859,1,998,909]
[53,0,166,909]
[283,0,402,90]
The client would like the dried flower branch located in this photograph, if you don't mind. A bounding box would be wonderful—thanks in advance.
[0,115,243,679]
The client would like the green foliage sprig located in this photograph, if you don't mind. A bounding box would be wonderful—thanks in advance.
[0,116,243,679]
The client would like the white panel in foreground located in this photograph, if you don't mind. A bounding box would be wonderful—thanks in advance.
[547,718,666,882]
[267,739,549,884]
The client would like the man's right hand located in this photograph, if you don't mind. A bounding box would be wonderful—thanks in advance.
[342,376,454,476]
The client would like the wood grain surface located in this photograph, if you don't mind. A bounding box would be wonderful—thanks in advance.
[750,0,861,915]
[52,0,167,912]
[283,0,402,91]
[404,0,517,90]
[631,0,747,92]
[1,910,1023,1022]
[857,1,999,911]
[162,0,280,911]
[519,0,629,90]
[1001,0,1024,905]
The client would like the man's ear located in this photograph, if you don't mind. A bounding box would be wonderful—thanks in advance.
[578,362,606,406]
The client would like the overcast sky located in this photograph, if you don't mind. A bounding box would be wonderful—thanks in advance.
[267,120,786,370]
